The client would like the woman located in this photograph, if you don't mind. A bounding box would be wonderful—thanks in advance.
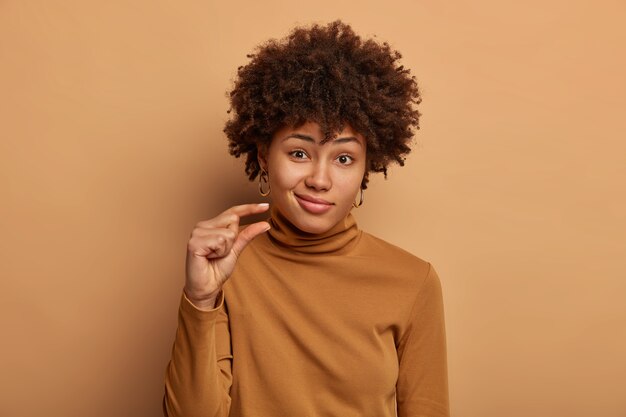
[164,20,449,417]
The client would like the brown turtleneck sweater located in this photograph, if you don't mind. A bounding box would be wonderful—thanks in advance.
[163,208,449,417]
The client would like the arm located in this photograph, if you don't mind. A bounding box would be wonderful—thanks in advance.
[396,263,450,417]
[162,203,270,416]
[163,290,233,417]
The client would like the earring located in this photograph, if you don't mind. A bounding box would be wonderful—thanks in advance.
[352,188,364,208]
[259,169,271,196]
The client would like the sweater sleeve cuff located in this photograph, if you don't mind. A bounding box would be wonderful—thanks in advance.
[180,289,225,321]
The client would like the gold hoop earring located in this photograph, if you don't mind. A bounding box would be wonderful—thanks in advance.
[259,169,271,196]
[352,188,364,208]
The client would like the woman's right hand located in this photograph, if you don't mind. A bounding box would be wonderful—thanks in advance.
[184,203,270,309]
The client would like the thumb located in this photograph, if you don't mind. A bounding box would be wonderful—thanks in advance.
[232,221,271,257]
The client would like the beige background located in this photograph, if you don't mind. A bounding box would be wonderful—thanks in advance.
[1,1,625,416]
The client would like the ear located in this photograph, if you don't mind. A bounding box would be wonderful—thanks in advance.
[257,143,269,172]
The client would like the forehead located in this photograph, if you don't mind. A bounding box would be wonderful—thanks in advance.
[274,121,365,145]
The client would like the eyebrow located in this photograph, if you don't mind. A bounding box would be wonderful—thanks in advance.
[282,133,362,146]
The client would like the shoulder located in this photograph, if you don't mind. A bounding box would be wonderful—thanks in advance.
[356,231,435,284]
[358,231,429,265]
[355,232,445,323]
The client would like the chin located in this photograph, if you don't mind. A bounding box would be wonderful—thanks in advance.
[286,215,324,234]
[298,220,333,235]
[288,210,337,235]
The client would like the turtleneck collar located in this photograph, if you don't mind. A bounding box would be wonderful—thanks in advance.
[266,205,361,255]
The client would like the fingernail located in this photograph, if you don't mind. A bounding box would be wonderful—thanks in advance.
[258,203,269,207]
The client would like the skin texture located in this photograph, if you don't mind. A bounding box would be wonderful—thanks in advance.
[183,121,367,310]
[258,121,367,234]
[184,203,271,309]
[187,20,421,309]
[169,24,446,415]
[224,20,420,190]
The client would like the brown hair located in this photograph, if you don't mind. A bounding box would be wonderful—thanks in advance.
[224,20,421,189]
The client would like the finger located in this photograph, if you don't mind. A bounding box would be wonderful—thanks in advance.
[190,229,237,258]
[196,212,239,231]
[232,221,271,257]
[197,203,270,230]
[223,202,269,235]
[193,223,238,239]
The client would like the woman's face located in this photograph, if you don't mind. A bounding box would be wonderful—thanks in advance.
[258,121,367,234]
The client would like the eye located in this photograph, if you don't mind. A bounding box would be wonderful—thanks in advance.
[336,154,354,165]
[289,150,308,160]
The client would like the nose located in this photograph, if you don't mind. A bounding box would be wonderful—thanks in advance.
[304,160,331,191]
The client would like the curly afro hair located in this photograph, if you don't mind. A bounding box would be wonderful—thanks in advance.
[223,20,421,189]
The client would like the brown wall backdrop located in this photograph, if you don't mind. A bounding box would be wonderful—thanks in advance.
[1,1,625,416]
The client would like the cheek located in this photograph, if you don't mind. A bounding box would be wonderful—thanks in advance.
[334,169,365,196]
[268,159,302,189]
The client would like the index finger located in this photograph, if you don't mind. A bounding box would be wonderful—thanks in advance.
[223,203,270,235]
[223,203,270,219]
[196,203,270,232]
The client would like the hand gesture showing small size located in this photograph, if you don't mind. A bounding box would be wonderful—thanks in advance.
[184,203,270,309]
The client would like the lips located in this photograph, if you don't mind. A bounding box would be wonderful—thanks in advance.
[294,193,333,214]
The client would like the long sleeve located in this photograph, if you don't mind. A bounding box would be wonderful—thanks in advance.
[163,290,233,417]
[396,263,450,417]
